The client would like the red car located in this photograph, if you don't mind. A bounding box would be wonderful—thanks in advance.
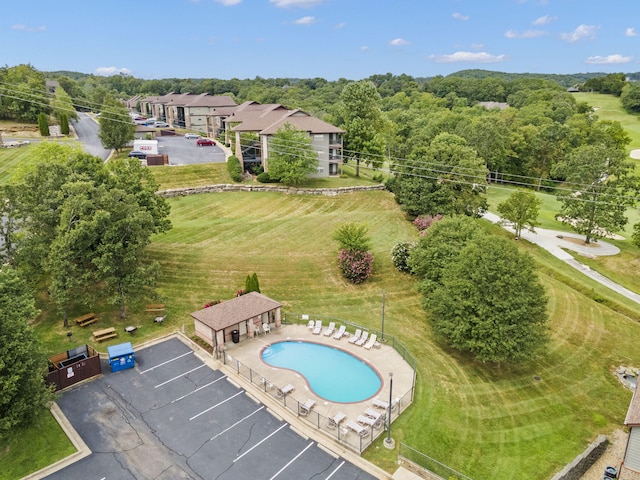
[196,138,215,146]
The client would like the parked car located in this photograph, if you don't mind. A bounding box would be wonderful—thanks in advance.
[196,138,216,146]
[154,121,170,128]
[128,150,147,159]
[184,133,201,139]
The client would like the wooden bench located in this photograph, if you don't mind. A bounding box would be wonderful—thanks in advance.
[75,312,97,327]
[145,304,165,313]
[93,327,117,342]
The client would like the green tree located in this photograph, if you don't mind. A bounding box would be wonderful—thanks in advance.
[621,82,640,114]
[266,123,318,185]
[497,190,542,239]
[428,236,549,363]
[98,95,135,151]
[0,64,48,122]
[245,273,261,293]
[59,113,69,135]
[37,112,50,136]
[553,144,636,243]
[0,268,53,438]
[331,222,372,252]
[336,81,387,176]
[51,86,78,122]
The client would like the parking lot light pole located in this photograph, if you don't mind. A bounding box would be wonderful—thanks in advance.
[384,372,395,449]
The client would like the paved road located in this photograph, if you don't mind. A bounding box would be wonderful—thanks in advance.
[483,212,640,305]
[72,113,111,161]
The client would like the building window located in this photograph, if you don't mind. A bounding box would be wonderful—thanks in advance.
[317,166,324,173]
[329,163,338,175]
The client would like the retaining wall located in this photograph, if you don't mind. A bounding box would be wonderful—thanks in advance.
[158,184,386,198]
[550,434,608,480]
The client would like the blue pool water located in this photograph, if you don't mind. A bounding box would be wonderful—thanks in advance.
[261,341,381,403]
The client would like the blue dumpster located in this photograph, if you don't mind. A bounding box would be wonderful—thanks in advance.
[108,342,135,373]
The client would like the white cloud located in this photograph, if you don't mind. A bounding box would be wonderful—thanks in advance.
[452,12,470,21]
[215,0,242,5]
[505,29,547,39]
[471,43,484,50]
[11,24,46,32]
[428,51,507,63]
[560,24,599,42]
[584,54,632,64]
[532,15,556,26]
[626,27,638,37]
[390,38,410,46]
[94,66,132,76]
[360,46,369,51]
[294,16,316,25]
[270,0,323,7]
[333,22,346,29]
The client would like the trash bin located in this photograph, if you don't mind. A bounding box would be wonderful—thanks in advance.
[231,329,240,343]
[604,466,617,478]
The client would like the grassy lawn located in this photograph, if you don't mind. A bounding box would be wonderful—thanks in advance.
[0,410,75,480]
[10,188,640,479]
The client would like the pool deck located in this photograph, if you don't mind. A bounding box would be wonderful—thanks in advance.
[219,323,415,433]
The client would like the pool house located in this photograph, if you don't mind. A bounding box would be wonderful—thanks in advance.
[191,292,282,355]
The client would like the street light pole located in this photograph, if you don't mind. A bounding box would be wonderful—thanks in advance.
[381,290,386,341]
[384,372,395,449]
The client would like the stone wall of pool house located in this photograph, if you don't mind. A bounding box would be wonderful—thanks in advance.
[217,321,416,454]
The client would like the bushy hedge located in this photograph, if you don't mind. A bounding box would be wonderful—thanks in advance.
[391,241,415,274]
[227,155,243,182]
[338,249,374,284]
[257,171,280,183]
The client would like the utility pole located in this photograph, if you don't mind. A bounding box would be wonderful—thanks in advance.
[381,290,385,341]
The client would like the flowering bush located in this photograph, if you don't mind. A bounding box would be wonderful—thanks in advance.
[338,249,374,284]
[413,214,443,232]
[204,300,221,308]
[391,242,416,274]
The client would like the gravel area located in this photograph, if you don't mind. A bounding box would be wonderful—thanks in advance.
[581,429,626,479]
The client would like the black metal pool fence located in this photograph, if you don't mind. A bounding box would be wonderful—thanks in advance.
[398,443,474,480]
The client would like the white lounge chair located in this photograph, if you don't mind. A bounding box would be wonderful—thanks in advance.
[364,408,384,422]
[327,412,347,429]
[254,324,262,336]
[263,323,271,334]
[348,329,362,344]
[277,384,295,397]
[299,399,316,416]
[307,319,315,329]
[322,322,336,336]
[355,331,369,346]
[346,420,368,437]
[357,415,382,429]
[363,333,377,350]
[312,320,322,335]
[333,325,346,339]
[372,398,389,410]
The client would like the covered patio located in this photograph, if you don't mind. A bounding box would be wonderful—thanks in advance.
[191,292,282,355]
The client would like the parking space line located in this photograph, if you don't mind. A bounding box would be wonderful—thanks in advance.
[190,391,244,421]
[232,423,288,463]
[268,441,315,480]
[154,364,206,388]
[325,460,346,479]
[210,406,265,441]
[172,375,227,403]
[139,351,193,374]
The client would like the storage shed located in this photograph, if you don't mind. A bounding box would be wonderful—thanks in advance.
[191,292,282,355]
[107,342,135,373]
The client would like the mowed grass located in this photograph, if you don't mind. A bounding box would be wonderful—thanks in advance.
[0,410,75,480]
[140,190,640,479]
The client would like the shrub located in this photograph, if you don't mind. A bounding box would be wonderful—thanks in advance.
[413,214,443,232]
[227,156,243,182]
[59,113,69,135]
[391,242,416,274]
[257,171,279,183]
[37,112,50,137]
[338,249,374,284]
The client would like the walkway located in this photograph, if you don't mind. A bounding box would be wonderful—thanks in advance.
[483,212,640,305]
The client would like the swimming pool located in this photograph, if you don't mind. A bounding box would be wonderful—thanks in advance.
[261,341,381,403]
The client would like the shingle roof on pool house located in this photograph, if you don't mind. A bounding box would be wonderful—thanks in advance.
[191,292,282,354]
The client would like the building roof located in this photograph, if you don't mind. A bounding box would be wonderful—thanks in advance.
[261,109,344,135]
[626,387,640,426]
[184,93,237,108]
[477,101,509,110]
[191,292,282,332]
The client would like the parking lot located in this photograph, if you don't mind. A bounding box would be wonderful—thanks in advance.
[43,337,379,480]
[156,135,226,165]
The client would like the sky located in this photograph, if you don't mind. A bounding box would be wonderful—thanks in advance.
[2,0,639,81]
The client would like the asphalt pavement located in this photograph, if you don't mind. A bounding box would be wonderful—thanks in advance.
[157,135,225,165]
[483,212,640,305]
[72,113,112,161]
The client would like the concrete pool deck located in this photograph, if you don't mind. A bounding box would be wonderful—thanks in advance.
[218,323,416,434]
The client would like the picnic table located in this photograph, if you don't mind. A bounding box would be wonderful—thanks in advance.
[145,304,165,313]
[74,312,97,327]
[93,327,117,342]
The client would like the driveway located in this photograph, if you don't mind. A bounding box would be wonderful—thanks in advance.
[483,212,640,305]
[73,113,111,161]
[156,136,226,165]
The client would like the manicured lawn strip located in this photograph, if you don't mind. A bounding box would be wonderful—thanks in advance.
[150,163,233,190]
[0,410,75,480]
[0,146,36,184]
